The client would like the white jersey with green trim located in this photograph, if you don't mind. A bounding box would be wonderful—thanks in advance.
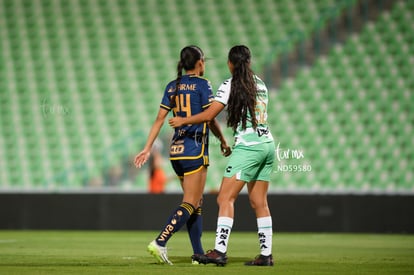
[214,75,274,146]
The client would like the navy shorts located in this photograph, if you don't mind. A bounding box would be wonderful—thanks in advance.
[169,133,209,178]
[170,156,209,178]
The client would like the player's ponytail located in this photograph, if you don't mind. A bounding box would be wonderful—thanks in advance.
[227,45,258,131]
[170,46,204,108]
[172,61,184,107]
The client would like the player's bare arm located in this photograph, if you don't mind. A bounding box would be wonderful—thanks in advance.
[134,108,169,168]
[208,118,232,157]
[168,101,224,127]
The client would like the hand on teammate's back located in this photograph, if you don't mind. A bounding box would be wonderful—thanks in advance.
[168,117,184,128]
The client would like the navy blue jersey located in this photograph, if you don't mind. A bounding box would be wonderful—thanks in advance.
[160,74,213,161]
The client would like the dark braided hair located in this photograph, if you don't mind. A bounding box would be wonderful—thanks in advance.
[170,45,204,107]
[227,45,258,131]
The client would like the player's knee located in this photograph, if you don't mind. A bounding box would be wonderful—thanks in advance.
[217,194,235,207]
[249,198,267,211]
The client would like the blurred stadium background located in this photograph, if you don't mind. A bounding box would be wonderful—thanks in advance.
[0,0,412,195]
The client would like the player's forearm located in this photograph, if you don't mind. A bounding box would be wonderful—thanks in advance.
[208,119,226,144]
[182,111,212,124]
[143,120,164,151]
[184,101,223,124]
[143,110,167,151]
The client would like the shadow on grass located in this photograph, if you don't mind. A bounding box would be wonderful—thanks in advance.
[171,256,254,266]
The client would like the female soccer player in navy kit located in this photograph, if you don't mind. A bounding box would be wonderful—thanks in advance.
[169,45,275,266]
[134,45,230,265]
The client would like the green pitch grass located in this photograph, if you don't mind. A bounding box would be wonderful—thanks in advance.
[0,231,413,274]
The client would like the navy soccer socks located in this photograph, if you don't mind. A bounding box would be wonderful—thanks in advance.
[186,207,204,255]
[156,202,195,247]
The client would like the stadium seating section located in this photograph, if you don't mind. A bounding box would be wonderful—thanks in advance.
[0,0,412,193]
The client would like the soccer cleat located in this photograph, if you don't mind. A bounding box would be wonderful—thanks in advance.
[244,254,274,266]
[147,240,173,265]
[191,254,202,265]
[199,249,228,266]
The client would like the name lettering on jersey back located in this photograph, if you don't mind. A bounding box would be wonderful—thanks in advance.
[179,83,196,91]
[168,84,197,92]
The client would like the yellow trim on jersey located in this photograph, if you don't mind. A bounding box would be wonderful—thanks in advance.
[189,75,210,81]
[202,102,212,109]
[160,104,171,110]
[169,122,208,160]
